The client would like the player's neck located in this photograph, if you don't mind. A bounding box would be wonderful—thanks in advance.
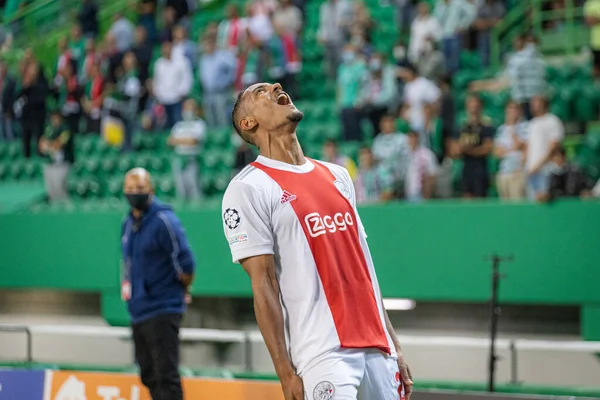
[258,132,306,166]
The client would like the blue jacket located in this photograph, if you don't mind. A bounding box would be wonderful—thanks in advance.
[121,199,195,324]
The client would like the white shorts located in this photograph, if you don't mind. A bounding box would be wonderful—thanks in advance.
[300,349,403,400]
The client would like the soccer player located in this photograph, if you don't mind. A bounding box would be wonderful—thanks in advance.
[221,83,413,400]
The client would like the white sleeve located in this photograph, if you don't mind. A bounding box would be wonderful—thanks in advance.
[194,120,206,142]
[425,150,438,175]
[222,181,274,264]
[552,116,565,141]
[424,80,441,103]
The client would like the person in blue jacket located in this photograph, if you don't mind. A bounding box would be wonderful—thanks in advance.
[121,167,195,400]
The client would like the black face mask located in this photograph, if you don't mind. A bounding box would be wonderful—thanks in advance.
[125,193,151,211]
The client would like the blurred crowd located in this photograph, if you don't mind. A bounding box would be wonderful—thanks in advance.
[0,0,599,204]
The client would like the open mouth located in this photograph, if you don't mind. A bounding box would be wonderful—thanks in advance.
[276,92,291,106]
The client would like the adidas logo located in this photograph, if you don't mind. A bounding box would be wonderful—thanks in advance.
[280,190,297,204]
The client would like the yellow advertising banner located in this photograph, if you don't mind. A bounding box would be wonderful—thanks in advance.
[46,370,285,400]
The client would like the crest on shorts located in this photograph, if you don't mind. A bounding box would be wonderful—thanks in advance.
[333,180,351,199]
[313,381,335,400]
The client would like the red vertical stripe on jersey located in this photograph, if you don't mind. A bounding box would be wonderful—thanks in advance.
[251,160,390,354]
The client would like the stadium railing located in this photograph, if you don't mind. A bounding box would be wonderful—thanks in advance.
[490,0,589,69]
[2,323,600,387]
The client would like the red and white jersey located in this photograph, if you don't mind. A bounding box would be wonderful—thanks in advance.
[221,155,396,373]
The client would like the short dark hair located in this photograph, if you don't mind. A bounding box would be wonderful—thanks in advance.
[231,90,247,142]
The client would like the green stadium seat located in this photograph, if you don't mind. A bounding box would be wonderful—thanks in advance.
[107,177,124,197]
[23,160,41,180]
[0,163,8,180]
[102,157,117,175]
[83,158,101,176]
[7,141,21,160]
[10,161,24,180]
[156,177,175,197]
[0,143,7,160]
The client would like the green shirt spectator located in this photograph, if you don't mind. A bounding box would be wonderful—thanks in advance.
[337,47,367,108]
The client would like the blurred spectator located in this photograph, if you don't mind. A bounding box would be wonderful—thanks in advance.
[199,35,237,127]
[372,114,410,192]
[137,0,158,45]
[470,35,546,120]
[160,6,177,43]
[109,13,135,53]
[246,2,274,43]
[54,59,82,135]
[493,100,528,199]
[453,94,493,198]
[166,0,189,23]
[217,5,247,53]
[69,24,86,65]
[409,2,441,62]
[400,64,441,146]
[132,26,152,110]
[323,139,358,179]
[352,1,374,41]
[82,63,104,134]
[273,0,303,37]
[0,60,16,141]
[239,30,262,88]
[55,37,72,79]
[277,23,302,100]
[318,0,353,81]
[433,0,476,73]
[473,0,505,67]
[266,24,287,83]
[540,146,593,201]
[168,98,205,201]
[437,76,455,161]
[585,0,600,78]
[337,44,368,141]
[80,38,101,84]
[16,61,49,158]
[77,0,99,38]
[393,0,418,35]
[153,41,192,129]
[0,24,13,52]
[526,96,564,200]
[416,38,446,82]
[40,110,73,202]
[358,52,397,135]
[172,25,198,67]
[354,146,395,203]
[393,39,410,68]
[106,52,141,152]
[405,129,437,201]
[233,133,257,174]
[104,33,124,84]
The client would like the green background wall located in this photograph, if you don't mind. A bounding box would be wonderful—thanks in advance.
[1,199,599,339]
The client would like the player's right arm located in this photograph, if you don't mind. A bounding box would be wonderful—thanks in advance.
[221,180,303,400]
[240,254,303,399]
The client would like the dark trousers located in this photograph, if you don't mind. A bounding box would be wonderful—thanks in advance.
[341,107,363,141]
[521,101,533,120]
[132,313,183,400]
[21,117,45,158]
[362,105,388,137]
[164,101,183,129]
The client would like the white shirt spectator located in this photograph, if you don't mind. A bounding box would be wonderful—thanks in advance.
[404,77,441,132]
[526,113,564,173]
[153,55,193,105]
[409,15,441,62]
[318,0,352,43]
[406,146,438,198]
[433,0,476,38]
[109,17,135,52]
[495,121,528,174]
[248,13,273,42]
[372,132,410,181]
[273,3,303,36]
[171,119,206,156]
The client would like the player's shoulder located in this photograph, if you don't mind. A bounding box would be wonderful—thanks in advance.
[313,158,353,183]
[223,164,274,203]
